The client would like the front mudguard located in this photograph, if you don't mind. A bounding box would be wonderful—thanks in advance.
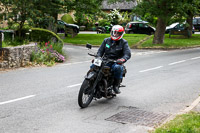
[85,71,97,80]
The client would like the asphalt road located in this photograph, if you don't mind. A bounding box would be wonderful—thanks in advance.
[0,45,200,133]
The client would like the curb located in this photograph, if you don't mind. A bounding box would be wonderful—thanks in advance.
[131,35,152,49]
[158,95,200,128]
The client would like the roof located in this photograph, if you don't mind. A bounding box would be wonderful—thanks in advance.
[129,21,148,24]
[101,0,137,10]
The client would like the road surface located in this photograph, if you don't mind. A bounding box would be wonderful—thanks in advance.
[0,45,200,133]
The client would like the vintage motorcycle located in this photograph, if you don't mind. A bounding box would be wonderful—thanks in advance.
[78,44,127,108]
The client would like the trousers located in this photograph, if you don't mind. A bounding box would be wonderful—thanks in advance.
[91,63,123,79]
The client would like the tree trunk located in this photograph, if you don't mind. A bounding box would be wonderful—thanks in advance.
[186,12,193,37]
[47,13,58,33]
[153,17,167,44]
[17,21,25,38]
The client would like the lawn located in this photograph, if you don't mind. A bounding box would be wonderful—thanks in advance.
[154,112,200,133]
[140,34,200,49]
[63,34,148,47]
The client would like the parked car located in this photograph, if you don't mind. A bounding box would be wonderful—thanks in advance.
[57,20,79,34]
[193,17,200,31]
[165,22,195,34]
[125,21,155,35]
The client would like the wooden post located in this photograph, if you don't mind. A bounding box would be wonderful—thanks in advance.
[0,31,2,56]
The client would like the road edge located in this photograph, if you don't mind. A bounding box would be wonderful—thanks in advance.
[152,95,200,131]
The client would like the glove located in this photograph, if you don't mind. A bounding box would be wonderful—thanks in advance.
[116,58,125,65]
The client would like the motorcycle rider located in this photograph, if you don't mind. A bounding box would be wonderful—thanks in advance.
[96,25,131,94]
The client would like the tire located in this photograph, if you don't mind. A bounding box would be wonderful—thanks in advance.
[73,28,78,34]
[78,79,94,108]
[129,31,134,34]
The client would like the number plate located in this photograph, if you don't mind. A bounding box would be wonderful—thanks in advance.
[93,58,102,66]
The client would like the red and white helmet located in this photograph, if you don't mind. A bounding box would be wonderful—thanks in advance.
[111,25,125,41]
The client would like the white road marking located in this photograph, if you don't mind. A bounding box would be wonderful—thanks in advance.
[67,83,82,88]
[168,60,186,66]
[139,66,163,73]
[190,56,200,60]
[0,95,36,105]
[132,51,167,56]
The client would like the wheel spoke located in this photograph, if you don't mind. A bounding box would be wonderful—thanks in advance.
[78,79,94,108]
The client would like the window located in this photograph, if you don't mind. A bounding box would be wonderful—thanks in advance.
[139,23,143,27]
[197,19,200,24]
[193,19,197,25]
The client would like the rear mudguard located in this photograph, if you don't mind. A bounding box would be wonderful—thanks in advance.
[85,71,97,80]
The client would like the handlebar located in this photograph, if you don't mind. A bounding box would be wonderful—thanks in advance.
[88,53,97,57]
[88,53,116,62]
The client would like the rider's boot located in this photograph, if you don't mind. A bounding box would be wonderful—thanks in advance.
[113,78,121,94]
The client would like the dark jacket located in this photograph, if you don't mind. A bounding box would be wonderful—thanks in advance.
[97,37,131,62]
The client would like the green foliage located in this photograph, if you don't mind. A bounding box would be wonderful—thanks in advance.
[73,0,104,28]
[30,0,69,32]
[2,36,29,47]
[76,14,97,30]
[31,50,55,66]
[108,9,122,25]
[31,41,65,66]
[154,112,200,133]
[1,0,105,33]
[133,0,200,26]
[120,11,131,24]
[98,19,111,27]
[131,0,200,44]
[1,0,35,37]
[61,14,75,24]
[30,28,63,44]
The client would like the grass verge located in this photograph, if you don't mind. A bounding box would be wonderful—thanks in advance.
[140,34,200,49]
[154,112,200,133]
[62,34,148,47]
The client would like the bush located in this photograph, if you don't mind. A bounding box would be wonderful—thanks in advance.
[2,36,29,47]
[31,41,65,66]
[61,14,75,24]
[30,28,63,45]
[98,19,111,27]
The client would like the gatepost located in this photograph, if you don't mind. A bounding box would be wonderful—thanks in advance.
[0,30,2,56]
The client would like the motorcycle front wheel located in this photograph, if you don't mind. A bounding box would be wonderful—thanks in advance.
[78,79,94,108]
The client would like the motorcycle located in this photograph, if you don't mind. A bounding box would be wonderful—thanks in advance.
[78,43,127,108]
[96,24,113,34]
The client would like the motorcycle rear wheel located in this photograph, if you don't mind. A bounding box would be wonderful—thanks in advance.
[78,79,94,108]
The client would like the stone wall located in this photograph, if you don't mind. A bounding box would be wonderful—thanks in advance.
[0,43,36,69]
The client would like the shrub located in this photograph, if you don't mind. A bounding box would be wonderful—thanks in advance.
[30,28,64,45]
[31,41,65,66]
[2,36,29,47]
[98,19,111,27]
[108,9,122,25]
[61,14,75,24]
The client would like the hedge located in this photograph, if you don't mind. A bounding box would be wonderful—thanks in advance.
[30,28,64,45]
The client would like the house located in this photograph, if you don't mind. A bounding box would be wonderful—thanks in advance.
[101,0,139,21]
[101,0,137,12]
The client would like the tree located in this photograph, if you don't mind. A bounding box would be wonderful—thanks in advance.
[31,0,70,32]
[133,0,188,44]
[1,0,35,37]
[109,0,200,44]
[134,0,200,44]
[71,0,104,27]
[1,0,104,33]
[182,0,200,34]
